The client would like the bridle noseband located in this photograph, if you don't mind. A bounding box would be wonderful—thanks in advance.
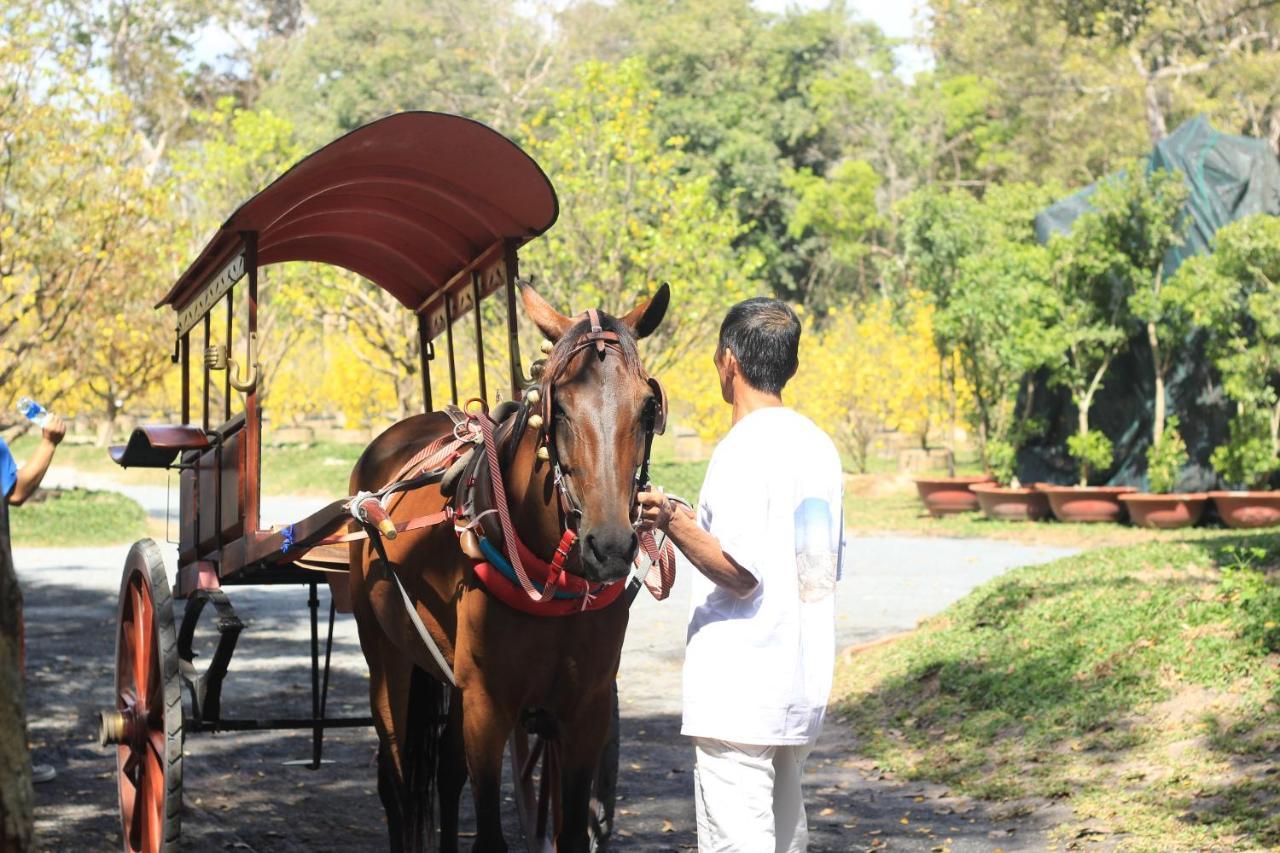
[533,309,667,534]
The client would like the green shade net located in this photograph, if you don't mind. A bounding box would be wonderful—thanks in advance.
[1022,116,1280,489]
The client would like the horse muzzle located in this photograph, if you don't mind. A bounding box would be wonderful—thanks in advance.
[580,526,638,584]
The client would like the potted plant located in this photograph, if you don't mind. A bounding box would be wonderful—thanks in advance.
[1208,412,1280,528]
[971,438,1052,522]
[901,185,1058,520]
[1119,416,1208,528]
[1169,215,1280,528]
[1038,430,1135,522]
[1034,196,1144,523]
[913,471,995,517]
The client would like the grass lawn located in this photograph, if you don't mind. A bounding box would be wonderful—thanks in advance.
[10,488,148,547]
[833,534,1280,850]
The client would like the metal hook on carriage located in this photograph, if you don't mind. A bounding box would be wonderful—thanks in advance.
[204,333,261,393]
[227,332,260,393]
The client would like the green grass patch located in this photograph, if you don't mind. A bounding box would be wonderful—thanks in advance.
[834,535,1280,850]
[647,459,708,504]
[10,488,147,547]
[258,441,367,496]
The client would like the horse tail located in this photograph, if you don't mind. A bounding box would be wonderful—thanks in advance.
[403,665,450,852]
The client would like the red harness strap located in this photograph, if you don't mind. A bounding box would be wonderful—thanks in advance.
[472,529,627,617]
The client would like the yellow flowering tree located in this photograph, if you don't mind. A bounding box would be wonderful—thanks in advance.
[790,296,955,472]
[0,5,163,421]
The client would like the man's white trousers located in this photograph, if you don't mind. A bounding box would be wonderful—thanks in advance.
[692,737,813,852]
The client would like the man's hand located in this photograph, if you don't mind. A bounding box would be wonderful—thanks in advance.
[635,489,676,532]
[42,414,66,446]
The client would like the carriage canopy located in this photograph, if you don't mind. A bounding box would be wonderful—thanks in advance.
[158,111,559,333]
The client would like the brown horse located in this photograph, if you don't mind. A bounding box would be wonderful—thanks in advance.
[348,283,670,852]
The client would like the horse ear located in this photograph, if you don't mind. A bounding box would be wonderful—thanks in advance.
[620,282,670,340]
[519,281,574,342]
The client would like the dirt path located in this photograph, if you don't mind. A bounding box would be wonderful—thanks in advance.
[18,536,1077,851]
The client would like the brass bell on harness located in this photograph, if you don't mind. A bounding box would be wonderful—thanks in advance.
[536,445,551,462]
[525,388,541,406]
[530,360,545,379]
[527,414,544,430]
[540,339,554,354]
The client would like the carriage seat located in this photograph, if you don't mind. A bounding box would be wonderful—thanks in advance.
[109,424,210,469]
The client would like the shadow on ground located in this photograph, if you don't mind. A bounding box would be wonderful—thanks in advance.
[24,566,1059,852]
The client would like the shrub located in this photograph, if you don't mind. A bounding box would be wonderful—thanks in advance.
[1210,412,1279,490]
[1066,429,1113,486]
[1145,415,1188,493]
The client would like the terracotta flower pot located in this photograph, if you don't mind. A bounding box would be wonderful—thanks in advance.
[970,483,1052,522]
[1117,493,1208,529]
[1035,484,1136,524]
[913,475,995,518]
[1208,491,1280,529]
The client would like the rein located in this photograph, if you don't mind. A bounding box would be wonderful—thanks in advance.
[284,309,676,628]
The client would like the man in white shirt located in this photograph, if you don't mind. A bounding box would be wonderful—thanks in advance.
[637,297,844,853]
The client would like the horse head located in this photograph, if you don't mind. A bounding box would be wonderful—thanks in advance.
[520,282,670,584]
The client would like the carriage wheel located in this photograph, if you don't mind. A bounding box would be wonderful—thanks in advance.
[509,686,620,853]
[98,539,183,853]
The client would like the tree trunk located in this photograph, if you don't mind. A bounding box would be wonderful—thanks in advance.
[1270,399,1280,458]
[947,355,957,477]
[1077,402,1091,487]
[1148,319,1166,445]
[0,497,34,852]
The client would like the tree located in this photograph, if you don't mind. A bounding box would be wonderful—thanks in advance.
[1086,164,1190,444]
[0,4,155,419]
[788,296,953,472]
[1043,212,1135,485]
[899,183,1060,472]
[0,496,31,852]
[1173,214,1280,465]
[518,58,761,380]
[256,0,571,145]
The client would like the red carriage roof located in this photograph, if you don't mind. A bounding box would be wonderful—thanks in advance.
[159,112,559,312]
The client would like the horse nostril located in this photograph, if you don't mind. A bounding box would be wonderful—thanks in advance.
[586,533,607,563]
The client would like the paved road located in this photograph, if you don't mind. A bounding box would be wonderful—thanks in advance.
[16,530,1076,851]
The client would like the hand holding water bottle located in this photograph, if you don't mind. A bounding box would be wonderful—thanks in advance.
[16,396,65,445]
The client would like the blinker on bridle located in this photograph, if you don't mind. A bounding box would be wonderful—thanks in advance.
[526,308,667,533]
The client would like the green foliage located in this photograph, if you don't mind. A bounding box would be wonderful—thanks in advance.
[1145,415,1188,493]
[784,159,883,269]
[519,58,761,379]
[900,182,1061,468]
[985,439,1018,486]
[1215,545,1280,654]
[1210,412,1279,491]
[1067,429,1114,485]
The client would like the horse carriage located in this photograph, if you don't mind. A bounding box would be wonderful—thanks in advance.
[97,112,676,852]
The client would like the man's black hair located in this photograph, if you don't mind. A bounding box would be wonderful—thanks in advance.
[717,297,801,395]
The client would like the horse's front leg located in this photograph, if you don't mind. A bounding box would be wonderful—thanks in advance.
[461,684,512,853]
[556,686,616,853]
[438,689,467,853]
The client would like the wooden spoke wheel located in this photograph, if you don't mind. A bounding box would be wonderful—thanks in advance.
[98,539,183,853]
[509,686,620,853]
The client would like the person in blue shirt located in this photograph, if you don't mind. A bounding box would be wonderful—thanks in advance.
[2,413,65,506]
[2,413,65,786]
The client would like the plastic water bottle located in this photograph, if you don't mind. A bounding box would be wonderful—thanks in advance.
[16,396,50,429]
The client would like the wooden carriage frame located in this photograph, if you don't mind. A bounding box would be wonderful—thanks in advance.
[98,112,615,852]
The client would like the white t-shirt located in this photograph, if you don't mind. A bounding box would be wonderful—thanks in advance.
[681,406,844,746]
